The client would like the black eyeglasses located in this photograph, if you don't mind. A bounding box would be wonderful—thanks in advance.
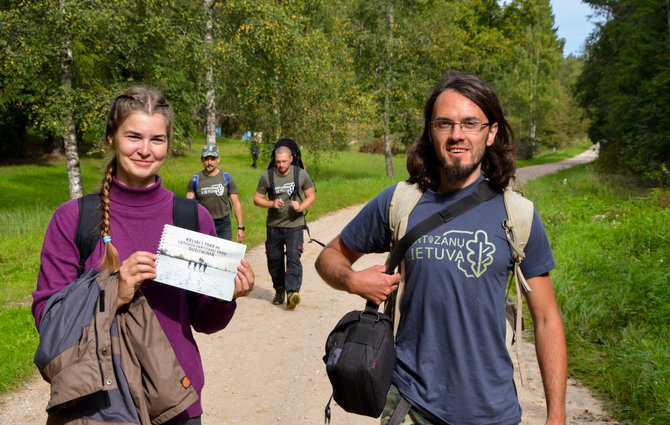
[430,119,491,134]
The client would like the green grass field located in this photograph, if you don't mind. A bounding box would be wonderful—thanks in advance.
[522,164,670,424]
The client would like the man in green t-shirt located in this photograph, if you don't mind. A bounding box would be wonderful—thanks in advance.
[187,144,245,242]
[254,144,315,309]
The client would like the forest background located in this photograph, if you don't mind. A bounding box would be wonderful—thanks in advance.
[2,0,670,423]
[3,0,588,190]
[3,1,668,189]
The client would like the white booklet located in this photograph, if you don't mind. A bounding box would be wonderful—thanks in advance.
[154,224,246,301]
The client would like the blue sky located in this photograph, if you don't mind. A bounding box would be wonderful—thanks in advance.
[550,0,598,56]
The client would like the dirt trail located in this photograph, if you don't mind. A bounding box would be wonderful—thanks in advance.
[1,145,618,424]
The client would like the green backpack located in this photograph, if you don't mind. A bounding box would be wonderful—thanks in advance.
[386,181,534,384]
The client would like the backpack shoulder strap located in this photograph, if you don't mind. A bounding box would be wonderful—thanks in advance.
[502,188,534,386]
[76,193,103,274]
[221,171,233,209]
[268,168,276,199]
[292,165,302,200]
[173,195,199,232]
[502,188,534,293]
[222,171,230,192]
[191,174,199,193]
[388,181,423,247]
[384,181,423,334]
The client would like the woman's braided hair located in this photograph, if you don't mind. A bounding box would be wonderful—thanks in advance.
[98,87,173,273]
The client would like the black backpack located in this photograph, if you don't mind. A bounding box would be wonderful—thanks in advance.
[266,137,304,170]
[76,193,199,273]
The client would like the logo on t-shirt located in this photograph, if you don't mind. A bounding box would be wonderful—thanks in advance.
[273,182,295,196]
[202,183,226,197]
[408,230,496,278]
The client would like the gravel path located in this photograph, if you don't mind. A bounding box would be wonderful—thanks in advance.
[0,145,618,424]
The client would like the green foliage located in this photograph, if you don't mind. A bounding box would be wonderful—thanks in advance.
[213,0,354,161]
[524,164,670,424]
[0,0,206,155]
[2,0,587,173]
[577,0,670,187]
[493,0,580,156]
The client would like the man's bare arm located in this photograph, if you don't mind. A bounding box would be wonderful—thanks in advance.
[253,191,283,209]
[291,187,315,213]
[524,273,567,425]
[229,193,245,242]
[315,235,401,305]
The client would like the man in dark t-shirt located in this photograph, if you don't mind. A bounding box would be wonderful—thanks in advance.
[315,73,567,425]
[187,144,245,242]
[254,144,315,310]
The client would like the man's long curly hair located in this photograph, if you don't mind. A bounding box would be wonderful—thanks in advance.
[406,72,516,192]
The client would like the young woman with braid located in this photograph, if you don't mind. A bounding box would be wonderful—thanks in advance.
[32,87,255,425]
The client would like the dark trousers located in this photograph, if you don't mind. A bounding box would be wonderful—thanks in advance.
[214,216,232,241]
[265,226,304,293]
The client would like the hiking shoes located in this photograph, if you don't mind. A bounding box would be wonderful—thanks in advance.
[273,288,285,305]
[286,292,301,310]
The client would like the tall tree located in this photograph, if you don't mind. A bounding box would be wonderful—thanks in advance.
[59,0,83,198]
[215,0,353,161]
[578,0,670,185]
[204,0,217,147]
[383,0,394,177]
[487,0,566,157]
[1,0,206,194]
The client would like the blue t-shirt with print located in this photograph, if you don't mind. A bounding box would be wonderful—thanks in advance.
[340,176,555,425]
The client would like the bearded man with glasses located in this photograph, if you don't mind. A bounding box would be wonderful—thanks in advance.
[316,72,567,425]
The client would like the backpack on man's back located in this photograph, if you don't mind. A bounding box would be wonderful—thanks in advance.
[267,137,304,170]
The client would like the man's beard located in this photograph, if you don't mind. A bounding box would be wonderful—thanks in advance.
[440,159,482,186]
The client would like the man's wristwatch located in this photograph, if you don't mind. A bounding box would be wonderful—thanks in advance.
[238,226,245,231]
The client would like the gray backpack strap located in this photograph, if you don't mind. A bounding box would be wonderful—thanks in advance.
[385,181,423,335]
[502,188,534,386]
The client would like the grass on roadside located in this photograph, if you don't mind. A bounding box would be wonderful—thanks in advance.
[516,139,593,168]
[522,164,670,424]
[0,307,39,393]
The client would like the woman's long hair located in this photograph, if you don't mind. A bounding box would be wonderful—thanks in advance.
[98,87,173,273]
[406,72,516,192]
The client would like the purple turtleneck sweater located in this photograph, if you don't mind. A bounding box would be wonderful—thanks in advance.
[32,176,237,419]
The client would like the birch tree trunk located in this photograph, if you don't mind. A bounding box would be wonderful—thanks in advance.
[60,0,83,199]
[204,0,216,146]
[383,0,394,178]
[273,66,281,141]
[528,24,538,152]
